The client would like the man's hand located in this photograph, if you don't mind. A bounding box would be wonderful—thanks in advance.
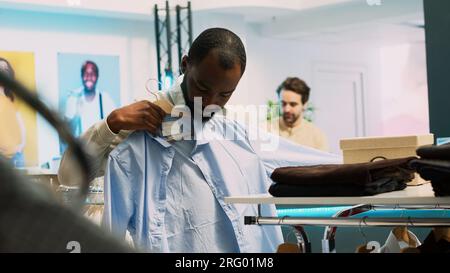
[106,100,167,134]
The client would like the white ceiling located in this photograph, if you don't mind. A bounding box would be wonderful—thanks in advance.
[0,0,425,45]
[242,0,425,46]
[0,0,353,19]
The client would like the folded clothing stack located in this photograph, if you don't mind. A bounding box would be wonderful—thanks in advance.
[410,143,450,197]
[269,157,416,197]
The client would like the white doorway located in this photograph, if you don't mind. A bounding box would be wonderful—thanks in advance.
[311,63,367,154]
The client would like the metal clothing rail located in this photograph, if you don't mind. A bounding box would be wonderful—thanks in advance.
[320,204,450,253]
[246,203,450,253]
[227,186,450,253]
[246,216,450,227]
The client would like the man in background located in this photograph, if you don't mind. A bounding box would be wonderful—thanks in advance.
[267,77,328,151]
[64,61,116,138]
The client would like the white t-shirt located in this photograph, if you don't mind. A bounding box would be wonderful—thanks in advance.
[65,87,116,134]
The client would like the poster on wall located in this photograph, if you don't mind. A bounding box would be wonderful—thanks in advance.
[0,51,38,168]
[57,53,121,154]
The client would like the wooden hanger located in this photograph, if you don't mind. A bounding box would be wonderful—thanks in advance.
[393,226,413,246]
[355,244,376,253]
[277,243,301,253]
[153,98,174,115]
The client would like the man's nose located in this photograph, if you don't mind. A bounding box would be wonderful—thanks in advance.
[202,95,220,107]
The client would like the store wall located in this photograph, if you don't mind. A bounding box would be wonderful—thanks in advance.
[0,6,428,165]
[379,42,430,136]
[0,9,157,165]
[244,28,385,152]
[0,9,256,166]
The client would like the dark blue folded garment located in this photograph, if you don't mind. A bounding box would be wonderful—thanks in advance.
[269,177,407,197]
[409,159,450,196]
[417,143,450,160]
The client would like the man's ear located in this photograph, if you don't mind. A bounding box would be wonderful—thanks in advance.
[181,55,189,74]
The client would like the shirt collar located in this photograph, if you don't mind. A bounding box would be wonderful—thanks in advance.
[166,75,186,106]
[154,75,211,147]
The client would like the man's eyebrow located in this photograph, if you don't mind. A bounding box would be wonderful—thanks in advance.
[196,79,211,90]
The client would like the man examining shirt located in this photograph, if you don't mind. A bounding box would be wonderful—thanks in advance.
[58,28,340,253]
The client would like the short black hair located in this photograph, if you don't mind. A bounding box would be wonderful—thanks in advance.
[0,57,16,102]
[277,77,311,105]
[81,60,99,78]
[188,28,246,75]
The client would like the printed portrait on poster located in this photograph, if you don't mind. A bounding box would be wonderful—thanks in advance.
[0,51,38,167]
[58,53,120,154]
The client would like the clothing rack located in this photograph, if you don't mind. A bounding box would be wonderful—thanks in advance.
[246,216,450,228]
[225,184,450,253]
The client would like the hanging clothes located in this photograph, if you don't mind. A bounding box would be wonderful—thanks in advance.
[378,228,421,253]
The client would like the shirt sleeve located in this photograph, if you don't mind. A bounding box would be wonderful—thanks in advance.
[57,119,131,186]
[102,153,135,240]
[101,92,117,118]
[248,125,342,177]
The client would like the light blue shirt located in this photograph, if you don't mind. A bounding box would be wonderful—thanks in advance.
[102,78,341,253]
[164,140,239,253]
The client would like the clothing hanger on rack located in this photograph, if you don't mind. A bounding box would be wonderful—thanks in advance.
[392,227,414,246]
[381,217,421,253]
[145,79,174,115]
[391,207,416,247]
[355,216,377,253]
[276,242,301,253]
[276,217,301,253]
